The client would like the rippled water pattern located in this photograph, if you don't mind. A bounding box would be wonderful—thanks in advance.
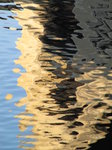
[0,0,112,150]
[0,1,26,150]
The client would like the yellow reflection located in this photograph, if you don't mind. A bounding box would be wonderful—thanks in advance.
[5,94,13,100]
[13,1,75,150]
[13,68,21,73]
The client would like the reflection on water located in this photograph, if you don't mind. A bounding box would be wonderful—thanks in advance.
[0,0,112,149]
[72,0,112,149]
[14,0,81,149]
[0,1,26,150]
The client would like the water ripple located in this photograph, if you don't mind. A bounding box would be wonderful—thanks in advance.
[1,0,112,149]
[0,1,26,150]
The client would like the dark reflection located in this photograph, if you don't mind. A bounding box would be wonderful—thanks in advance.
[38,0,84,135]
[39,0,78,60]
[89,121,112,150]
[39,0,81,101]
[72,0,112,149]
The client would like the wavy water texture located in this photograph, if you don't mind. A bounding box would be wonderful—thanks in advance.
[0,0,112,150]
[13,1,82,149]
[72,0,112,149]
[0,1,26,150]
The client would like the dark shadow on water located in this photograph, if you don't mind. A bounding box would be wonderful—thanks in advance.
[39,0,80,60]
[35,0,86,144]
[38,0,84,124]
[89,120,112,150]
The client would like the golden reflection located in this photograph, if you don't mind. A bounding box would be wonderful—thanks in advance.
[13,1,76,150]
[5,94,13,100]
[13,68,21,73]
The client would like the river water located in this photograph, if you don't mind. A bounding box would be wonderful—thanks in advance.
[0,0,112,150]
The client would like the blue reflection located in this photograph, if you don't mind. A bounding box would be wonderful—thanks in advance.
[0,3,26,150]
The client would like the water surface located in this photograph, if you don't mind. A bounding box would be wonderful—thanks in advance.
[0,1,26,150]
[0,0,112,150]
